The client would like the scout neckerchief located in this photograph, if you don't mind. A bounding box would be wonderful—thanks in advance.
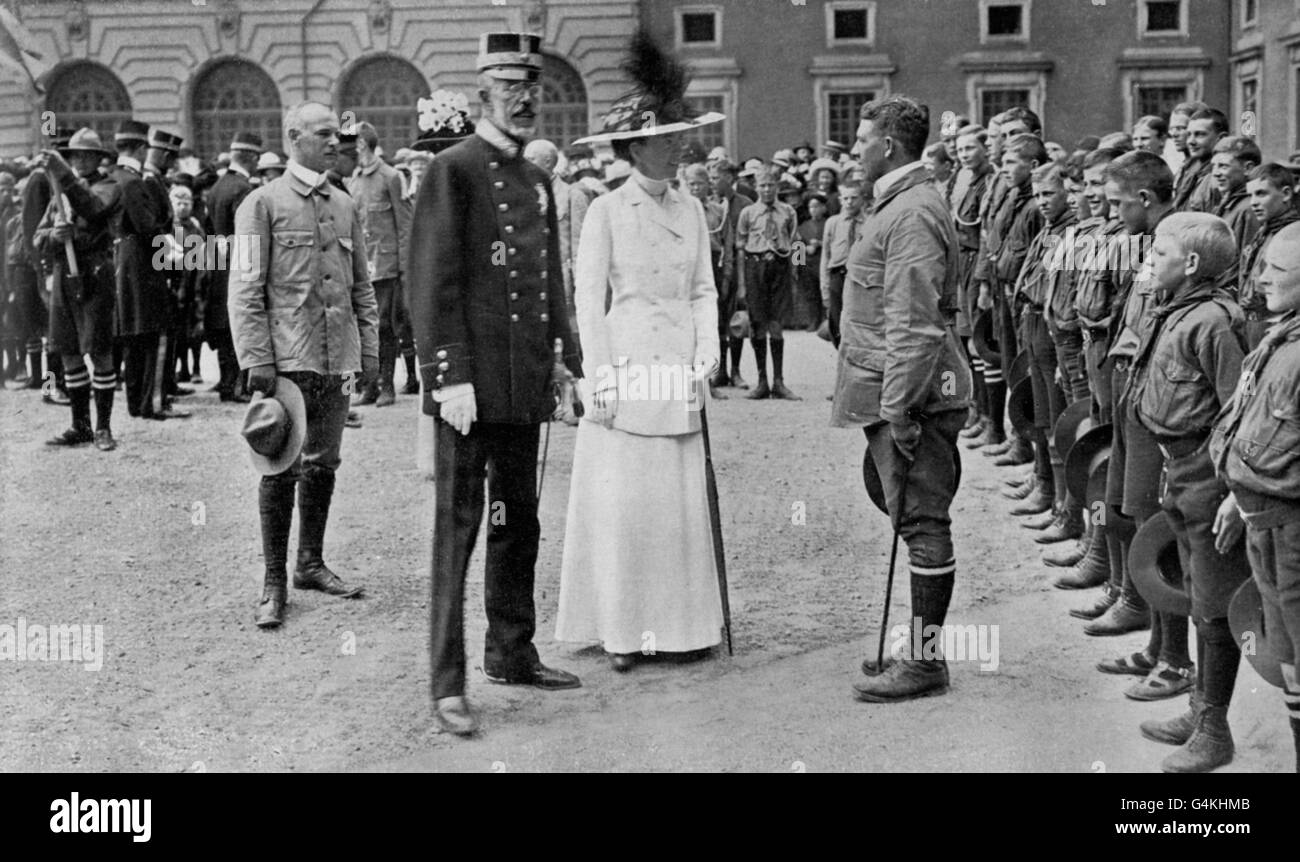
[1124,277,1234,404]
[1214,311,1300,473]
[1240,209,1300,301]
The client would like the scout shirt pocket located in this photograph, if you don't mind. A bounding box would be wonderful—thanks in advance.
[1150,353,1204,426]
[1235,390,1300,478]
[831,315,886,426]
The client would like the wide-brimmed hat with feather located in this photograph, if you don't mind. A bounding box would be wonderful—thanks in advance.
[573,29,723,145]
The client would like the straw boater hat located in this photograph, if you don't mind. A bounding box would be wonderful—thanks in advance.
[256,151,286,175]
[573,29,723,146]
[411,89,476,154]
[240,378,307,476]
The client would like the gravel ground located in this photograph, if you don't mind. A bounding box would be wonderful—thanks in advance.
[0,332,1289,772]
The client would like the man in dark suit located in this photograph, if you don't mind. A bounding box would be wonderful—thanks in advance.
[408,32,584,737]
[109,121,185,420]
[207,132,262,403]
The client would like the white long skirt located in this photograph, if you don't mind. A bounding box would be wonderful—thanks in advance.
[556,419,724,655]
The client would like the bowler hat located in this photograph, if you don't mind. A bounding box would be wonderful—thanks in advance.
[240,376,306,476]
[1065,422,1111,503]
[1129,512,1191,617]
[1052,398,1093,462]
[59,128,113,160]
[1229,578,1286,688]
[972,309,1001,368]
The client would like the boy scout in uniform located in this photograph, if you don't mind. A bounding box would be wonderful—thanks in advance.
[736,166,800,399]
[1129,213,1249,773]
[1209,136,1260,254]
[1211,221,1300,772]
[1239,163,1300,350]
[1172,109,1226,214]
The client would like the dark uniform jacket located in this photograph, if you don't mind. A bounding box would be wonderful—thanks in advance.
[1214,187,1258,256]
[1047,215,1103,334]
[1015,208,1076,311]
[1238,210,1300,317]
[107,160,172,336]
[831,165,972,427]
[1129,280,1244,439]
[406,122,580,425]
[1075,217,1126,335]
[1173,157,1218,213]
[345,159,411,282]
[993,180,1043,293]
[1211,311,1300,502]
[973,172,1008,284]
[205,166,254,332]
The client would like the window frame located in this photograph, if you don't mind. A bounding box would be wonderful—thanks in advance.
[964,70,1045,131]
[1241,0,1258,29]
[676,5,722,50]
[1120,67,1200,130]
[979,0,1031,45]
[825,1,877,49]
[1138,0,1188,39]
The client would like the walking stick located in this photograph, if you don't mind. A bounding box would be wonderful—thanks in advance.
[872,451,913,674]
[698,378,734,656]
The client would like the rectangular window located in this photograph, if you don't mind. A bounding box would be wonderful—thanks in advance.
[1135,84,1189,121]
[979,88,1030,127]
[1142,1,1184,35]
[684,94,726,152]
[826,2,875,46]
[987,4,1024,37]
[678,8,720,47]
[1242,0,1258,28]
[827,91,874,148]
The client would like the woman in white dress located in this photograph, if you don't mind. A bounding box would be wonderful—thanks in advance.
[555,31,728,671]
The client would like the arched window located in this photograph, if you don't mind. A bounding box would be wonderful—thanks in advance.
[339,55,427,153]
[44,62,132,146]
[538,55,588,148]
[192,59,282,161]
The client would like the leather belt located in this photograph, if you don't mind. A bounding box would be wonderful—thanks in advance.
[1155,431,1210,460]
[1235,488,1300,529]
[829,265,847,276]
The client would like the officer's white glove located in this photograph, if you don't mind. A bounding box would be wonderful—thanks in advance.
[439,389,476,436]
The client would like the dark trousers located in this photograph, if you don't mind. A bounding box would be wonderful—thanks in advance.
[1163,446,1251,620]
[121,332,160,417]
[827,268,845,348]
[274,371,350,478]
[1241,498,1300,668]
[1105,365,1164,521]
[744,254,792,337]
[209,327,241,396]
[992,289,1019,384]
[430,420,542,700]
[374,277,401,384]
[1051,326,1090,403]
[1083,332,1112,423]
[1023,309,1062,432]
[862,410,966,574]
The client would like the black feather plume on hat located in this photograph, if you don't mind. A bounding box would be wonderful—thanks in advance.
[615,28,698,127]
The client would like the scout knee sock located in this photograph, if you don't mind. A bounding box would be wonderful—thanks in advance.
[770,338,785,381]
[1199,617,1240,709]
[64,366,91,430]
[985,374,1006,441]
[970,356,988,418]
[1144,609,1163,661]
[729,337,743,377]
[750,336,768,382]
[259,475,296,585]
[1159,613,1192,669]
[911,569,955,662]
[92,370,115,431]
[1032,428,1052,484]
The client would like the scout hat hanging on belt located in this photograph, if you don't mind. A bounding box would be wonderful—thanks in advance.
[572,28,723,146]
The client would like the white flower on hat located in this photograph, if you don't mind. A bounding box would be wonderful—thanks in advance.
[418,90,472,135]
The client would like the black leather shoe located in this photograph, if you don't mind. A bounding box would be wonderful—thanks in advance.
[147,407,192,420]
[293,559,364,598]
[219,392,251,403]
[402,377,420,396]
[254,584,287,628]
[46,425,94,446]
[993,445,1034,467]
[43,389,71,406]
[484,661,582,690]
[1035,516,1083,544]
[94,429,117,452]
[434,696,480,737]
[710,371,731,389]
[344,410,363,428]
[1005,478,1038,502]
[1011,485,1053,516]
[1043,540,1089,570]
[1021,508,1059,529]
[608,653,637,673]
[746,379,771,399]
[729,370,749,390]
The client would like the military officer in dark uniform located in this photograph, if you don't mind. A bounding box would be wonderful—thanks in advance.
[207,132,262,403]
[109,121,184,420]
[1210,221,1300,773]
[33,130,120,451]
[408,33,584,737]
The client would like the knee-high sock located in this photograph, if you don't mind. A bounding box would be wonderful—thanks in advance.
[1032,428,1051,482]
[1144,608,1163,659]
[728,337,744,377]
[1158,613,1191,668]
[771,338,786,381]
[1198,617,1240,709]
[911,571,955,659]
[985,371,1006,441]
[970,356,988,417]
[64,365,91,429]
[750,336,768,381]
